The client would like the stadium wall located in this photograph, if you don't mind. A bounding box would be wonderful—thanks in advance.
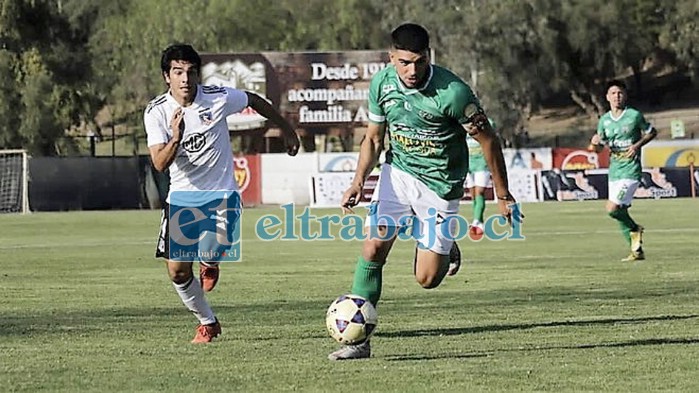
[23,148,698,211]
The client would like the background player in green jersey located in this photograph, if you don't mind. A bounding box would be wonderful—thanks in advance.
[465,118,496,237]
[589,80,657,261]
[330,23,521,360]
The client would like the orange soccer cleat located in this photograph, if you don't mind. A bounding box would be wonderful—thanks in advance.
[199,263,220,292]
[191,320,222,343]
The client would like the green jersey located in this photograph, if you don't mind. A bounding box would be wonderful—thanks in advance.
[367,64,481,200]
[466,118,494,173]
[596,107,652,181]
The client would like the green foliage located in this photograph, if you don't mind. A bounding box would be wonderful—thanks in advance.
[0,0,697,154]
[660,0,699,75]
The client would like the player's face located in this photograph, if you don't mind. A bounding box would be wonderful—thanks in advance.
[390,49,430,88]
[164,60,200,105]
[606,86,627,110]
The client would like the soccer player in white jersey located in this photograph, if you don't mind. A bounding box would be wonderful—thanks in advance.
[144,44,299,343]
[589,80,656,261]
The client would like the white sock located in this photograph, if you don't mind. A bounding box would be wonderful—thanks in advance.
[173,277,217,325]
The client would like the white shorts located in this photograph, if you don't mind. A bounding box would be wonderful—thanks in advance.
[465,171,492,188]
[608,179,639,206]
[366,164,462,255]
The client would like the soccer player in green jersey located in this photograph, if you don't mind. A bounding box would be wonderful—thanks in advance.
[330,23,521,360]
[465,118,496,237]
[589,80,656,261]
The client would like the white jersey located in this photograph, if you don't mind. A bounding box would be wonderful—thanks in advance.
[144,85,248,203]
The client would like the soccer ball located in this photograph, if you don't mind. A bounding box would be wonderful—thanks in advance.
[326,294,378,345]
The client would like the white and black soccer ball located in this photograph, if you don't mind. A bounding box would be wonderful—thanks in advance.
[326,294,378,345]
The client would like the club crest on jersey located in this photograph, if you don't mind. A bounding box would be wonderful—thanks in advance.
[199,109,213,125]
[181,133,206,153]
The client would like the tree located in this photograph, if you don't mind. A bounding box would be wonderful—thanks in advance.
[660,0,699,76]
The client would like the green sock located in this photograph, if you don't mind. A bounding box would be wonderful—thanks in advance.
[609,208,637,246]
[473,194,485,223]
[350,256,383,306]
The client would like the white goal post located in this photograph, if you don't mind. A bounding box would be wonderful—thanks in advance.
[0,149,30,214]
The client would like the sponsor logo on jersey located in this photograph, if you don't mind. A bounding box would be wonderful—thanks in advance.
[181,133,206,153]
[382,84,396,93]
[418,110,434,120]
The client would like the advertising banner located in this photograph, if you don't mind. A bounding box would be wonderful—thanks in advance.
[540,167,696,201]
[503,148,553,170]
[641,140,699,168]
[234,155,261,206]
[553,148,610,169]
[200,51,390,136]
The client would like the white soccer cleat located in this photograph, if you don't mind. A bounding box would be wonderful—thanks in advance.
[328,340,371,360]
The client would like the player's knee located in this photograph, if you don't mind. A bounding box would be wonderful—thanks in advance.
[415,273,442,289]
[167,266,193,284]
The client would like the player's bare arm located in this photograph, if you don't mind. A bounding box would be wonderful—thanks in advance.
[588,133,604,153]
[466,116,520,222]
[150,108,184,172]
[625,127,657,158]
[341,122,385,214]
[245,92,300,156]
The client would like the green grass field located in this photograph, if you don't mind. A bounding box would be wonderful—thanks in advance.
[1,199,698,392]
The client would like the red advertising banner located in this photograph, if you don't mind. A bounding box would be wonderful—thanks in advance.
[553,148,610,169]
[234,155,261,206]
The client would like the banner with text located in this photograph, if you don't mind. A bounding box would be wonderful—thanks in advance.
[540,167,695,201]
[200,51,390,136]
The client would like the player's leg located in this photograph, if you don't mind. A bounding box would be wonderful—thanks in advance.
[411,186,462,286]
[196,195,241,292]
[329,165,406,361]
[607,180,643,260]
[167,260,221,342]
[329,224,400,361]
[157,202,220,343]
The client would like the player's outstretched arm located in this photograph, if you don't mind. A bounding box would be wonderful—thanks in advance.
[245,92,300,156]
[341,122,385,214]
[465,117,521,223]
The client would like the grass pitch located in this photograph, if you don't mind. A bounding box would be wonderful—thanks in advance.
[1,199,698,392]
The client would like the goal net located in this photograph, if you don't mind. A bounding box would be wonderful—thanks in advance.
[0,149,29,213]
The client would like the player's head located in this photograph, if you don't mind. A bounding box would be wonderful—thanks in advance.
[389,23,431,89]
[161,44,201,103]
[605,79,627,110]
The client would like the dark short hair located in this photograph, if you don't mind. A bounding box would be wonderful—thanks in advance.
[606,79,627,91]
[160,44,201,74]
[391,23,430,53]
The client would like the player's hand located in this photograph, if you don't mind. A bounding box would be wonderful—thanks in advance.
[340,184,362,214]
[170,108,184,142]
[590,134,601,145]
[282,129,300,156]
[497,193,524,226]
[624,143,639,159]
